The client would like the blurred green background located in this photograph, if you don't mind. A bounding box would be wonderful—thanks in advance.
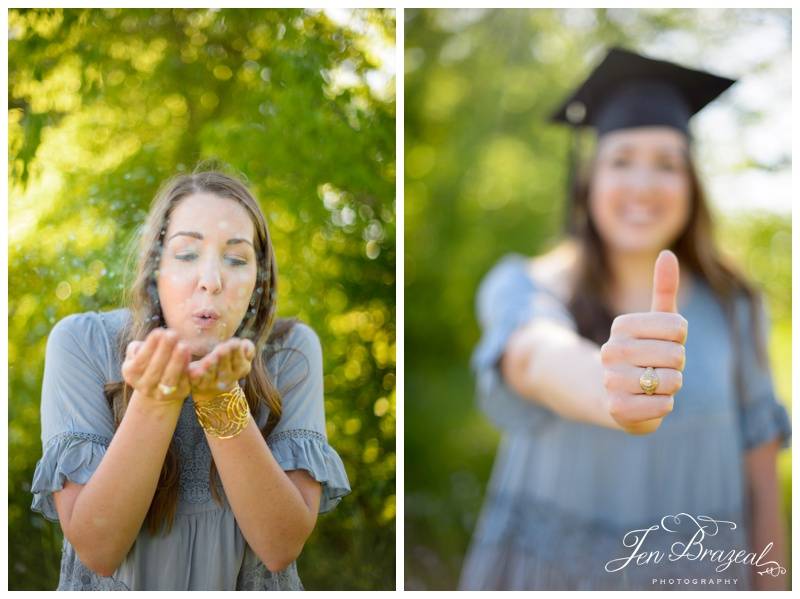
[404,8,791,590]
[9,8,395,591]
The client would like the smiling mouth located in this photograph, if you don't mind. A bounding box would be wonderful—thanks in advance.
[620,205,659,225]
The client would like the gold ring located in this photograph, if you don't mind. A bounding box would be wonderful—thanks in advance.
[158,383,177,395]
[639,367,659,395]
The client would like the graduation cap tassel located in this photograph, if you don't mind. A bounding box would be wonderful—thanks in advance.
[563,101,586,236]
[564,126,579,235]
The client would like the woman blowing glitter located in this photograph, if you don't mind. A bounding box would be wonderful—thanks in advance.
[31,169,350,590]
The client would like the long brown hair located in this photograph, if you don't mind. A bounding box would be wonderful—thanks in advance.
[565,148,766,388]
[105,168,294,535]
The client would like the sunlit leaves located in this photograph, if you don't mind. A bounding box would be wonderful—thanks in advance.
[9,7,395,591]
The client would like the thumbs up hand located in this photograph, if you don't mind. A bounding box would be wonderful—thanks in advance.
[600,250,688,434]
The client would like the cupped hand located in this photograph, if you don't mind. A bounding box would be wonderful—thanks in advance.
[600,250,688,435]
[187,337,256,402]
[122,328,192,404]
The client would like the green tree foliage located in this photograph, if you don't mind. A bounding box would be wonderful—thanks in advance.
[404,8,790,590]
[9,8,395,590]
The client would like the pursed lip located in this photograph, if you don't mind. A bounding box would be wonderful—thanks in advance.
[192,308,221,319]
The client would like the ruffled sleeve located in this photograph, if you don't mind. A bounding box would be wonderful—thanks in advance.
[30,312,116,522]
[266,429,350,514]
[471,255,576,434]
[733,296,791,451]
[31,433,110,521]
[263,323,351,513]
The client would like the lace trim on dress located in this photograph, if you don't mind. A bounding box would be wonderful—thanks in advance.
[174,399,215,504]
[45,431,111,448]
[267,428,327,444]
[236,548,304,590]
[57,539,130,591]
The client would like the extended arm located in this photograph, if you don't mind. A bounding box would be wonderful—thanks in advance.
[503,319,617,429]
[501,251,686,435]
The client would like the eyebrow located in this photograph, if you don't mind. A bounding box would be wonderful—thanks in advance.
[167,231,254,247]
[612,143,686,157]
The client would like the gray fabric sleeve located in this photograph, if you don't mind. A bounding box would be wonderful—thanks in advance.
[734,296,791,451]
[265,323,351,513]
[31,312,115,521]
[471,256,576,434]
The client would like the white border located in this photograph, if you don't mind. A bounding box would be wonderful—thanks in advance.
[2,5,10,596]
[5,3,799,595]
[395,6,405,593]
[790,7,797,595]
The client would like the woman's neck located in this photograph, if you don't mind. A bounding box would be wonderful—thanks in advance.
[605,249,662,314]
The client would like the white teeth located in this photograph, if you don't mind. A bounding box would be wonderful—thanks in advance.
[621,206,657,225]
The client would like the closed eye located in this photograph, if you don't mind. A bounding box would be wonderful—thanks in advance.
[656,161,682,172]
[174,253,248,267]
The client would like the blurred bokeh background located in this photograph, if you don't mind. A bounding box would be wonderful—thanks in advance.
[9,8,395,590]
[404,8,791,590]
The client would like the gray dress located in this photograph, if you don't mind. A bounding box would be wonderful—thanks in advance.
[460,255,791,591]
[31,309,351,591]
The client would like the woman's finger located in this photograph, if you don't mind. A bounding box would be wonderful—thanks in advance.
[123,331,162,384]
[122,341,144,382]
[228,342,244,379]
[214,342,235,391]
[229,339,254,380]
[601,338,685,370]
[130,329,163,369]
[604,366,683,396]
[190,352,218,386]
[139,330,178,390]
[650,249,680,313]
[126,340,144,361]
[157,341,191,396]
[608,392,674,426]
[611,312,688,343]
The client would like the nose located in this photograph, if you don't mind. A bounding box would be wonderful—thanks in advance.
[626,166,657,193]
[198,257,223,294]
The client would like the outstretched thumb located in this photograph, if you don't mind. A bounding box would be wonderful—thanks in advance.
[651,250,680,313]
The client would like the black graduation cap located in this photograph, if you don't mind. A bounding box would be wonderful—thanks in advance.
[550,47,737,231]
[551,46,736,135]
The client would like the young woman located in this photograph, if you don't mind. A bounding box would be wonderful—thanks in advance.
[459,48,790,591]
[31,170,350,590]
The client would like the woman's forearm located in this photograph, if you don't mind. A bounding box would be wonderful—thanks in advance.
[66,391,182,575]
[503,320,621,430]
[204,416,317,572]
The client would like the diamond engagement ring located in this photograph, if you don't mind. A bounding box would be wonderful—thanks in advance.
[639,367,659,395]
[158,383,178,395]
